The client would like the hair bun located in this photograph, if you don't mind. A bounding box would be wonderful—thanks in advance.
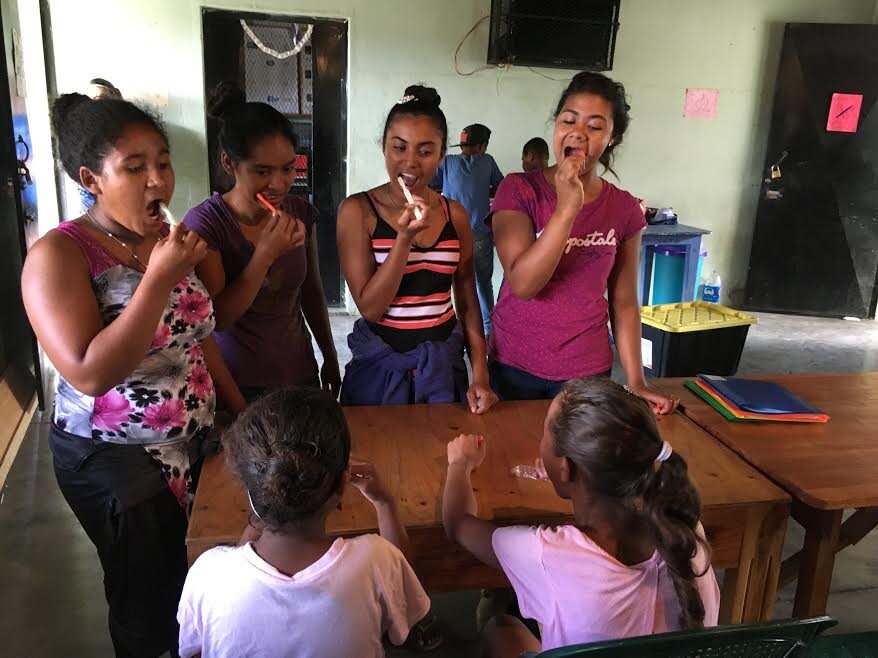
[208,81,247,119]
[51,93,91,135]
[404,84,441,108]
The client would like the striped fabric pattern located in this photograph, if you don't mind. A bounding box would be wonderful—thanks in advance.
[364,192,460,350]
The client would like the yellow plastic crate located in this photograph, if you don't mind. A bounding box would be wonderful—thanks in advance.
[640,302,757,334]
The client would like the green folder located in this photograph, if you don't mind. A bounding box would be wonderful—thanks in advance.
[684,380,761,422]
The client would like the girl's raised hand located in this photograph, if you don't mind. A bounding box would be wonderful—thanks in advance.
[446,434,487,472]
[393,193,430,242]
[349,459,393,505]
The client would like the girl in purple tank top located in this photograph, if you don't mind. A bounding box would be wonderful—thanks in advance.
[185,82,339,400]
[489,73,678,414]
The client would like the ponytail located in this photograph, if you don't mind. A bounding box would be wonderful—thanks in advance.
[552,378,710,630]
[642,452,708,629]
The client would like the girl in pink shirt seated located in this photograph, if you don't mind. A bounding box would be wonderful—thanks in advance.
[177,387,432,657]
[443,378,720,656]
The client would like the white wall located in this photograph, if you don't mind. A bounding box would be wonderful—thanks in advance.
[44,0,877,302]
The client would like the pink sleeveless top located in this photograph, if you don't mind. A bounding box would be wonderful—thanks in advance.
[52,221,216,445]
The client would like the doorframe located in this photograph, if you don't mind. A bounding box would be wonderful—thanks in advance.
[200,6,350,307]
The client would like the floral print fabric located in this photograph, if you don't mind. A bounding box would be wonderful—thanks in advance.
[146,440,197,511]
[53,258,217,446]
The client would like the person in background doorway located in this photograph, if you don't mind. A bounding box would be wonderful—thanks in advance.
[521,137,549,172]
[23,93,245,658]
[488,72,678,411]
[336,86,497,413]
[184,82,340,402]
[430,123,504,336]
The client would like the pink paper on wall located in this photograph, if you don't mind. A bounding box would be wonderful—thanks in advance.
[683,88,719,119]
[826,93,863,133]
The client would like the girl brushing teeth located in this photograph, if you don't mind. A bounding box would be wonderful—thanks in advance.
[486,71,679,413]
[336,84,497,413]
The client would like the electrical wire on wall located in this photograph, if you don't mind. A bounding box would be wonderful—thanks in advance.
[240,19,313,59]
[453,15,570,93]
[527,67,570,83]
[454,16,503,76]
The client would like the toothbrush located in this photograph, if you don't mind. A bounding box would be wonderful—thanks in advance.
[396,176,424,221]
[256,193,278,214]
[159,202,180,226]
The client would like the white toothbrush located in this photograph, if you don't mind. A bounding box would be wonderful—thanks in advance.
[396,176,423,221]
[160,202,180,226]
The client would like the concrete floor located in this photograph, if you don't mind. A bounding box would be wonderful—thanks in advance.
[1,311,877,657]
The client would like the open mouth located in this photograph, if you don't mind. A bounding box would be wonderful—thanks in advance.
[146,199,163,219]
[399,173,419,188]
[261,192,284,206]
[564,146,587,158]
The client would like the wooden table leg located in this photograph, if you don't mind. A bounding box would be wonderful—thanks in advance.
[792,502,843,617]
[780,507,878,589]
[719,501,789,624]
[743,501,788,621]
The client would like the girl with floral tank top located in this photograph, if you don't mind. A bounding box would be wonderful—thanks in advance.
[489,72,678,414]
[336,85,497,413]
[22,94,244,658]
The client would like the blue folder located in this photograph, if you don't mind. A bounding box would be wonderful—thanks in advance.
[697,375,825,415]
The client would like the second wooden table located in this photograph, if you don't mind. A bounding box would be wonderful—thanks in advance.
[658,372,878,617]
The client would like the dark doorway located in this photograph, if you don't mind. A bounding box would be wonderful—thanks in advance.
[745,23,878,319]
[201,9,348,306]
[0,4,40,413]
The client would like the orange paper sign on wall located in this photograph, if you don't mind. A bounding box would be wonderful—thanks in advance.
[826,93,863,133]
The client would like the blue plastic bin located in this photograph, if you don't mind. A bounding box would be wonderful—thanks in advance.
[650,246,686,305]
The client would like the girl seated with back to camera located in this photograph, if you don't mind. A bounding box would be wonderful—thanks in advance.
[442,378,720,657]
[177,387,435,657]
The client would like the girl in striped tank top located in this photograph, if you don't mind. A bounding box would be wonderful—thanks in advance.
[337,85,497,413]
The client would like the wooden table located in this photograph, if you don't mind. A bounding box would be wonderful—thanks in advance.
[187,401,789,623]
[657,372,878,617]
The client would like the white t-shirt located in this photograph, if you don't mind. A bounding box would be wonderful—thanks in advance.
[492,524,721,651]
[177,535,431,658]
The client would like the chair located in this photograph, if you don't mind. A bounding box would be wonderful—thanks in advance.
[802,631,878,657]
[538,616,837,658]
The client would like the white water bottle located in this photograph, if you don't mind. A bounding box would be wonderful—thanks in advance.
[701,270,722,303]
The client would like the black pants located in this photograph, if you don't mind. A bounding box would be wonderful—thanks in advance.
[489,360,613,401]
[50,424,196,658]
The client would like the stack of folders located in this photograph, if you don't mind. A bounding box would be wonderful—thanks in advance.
[684,375,830,423]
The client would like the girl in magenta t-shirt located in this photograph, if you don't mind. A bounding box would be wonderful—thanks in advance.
[489,72,677,412]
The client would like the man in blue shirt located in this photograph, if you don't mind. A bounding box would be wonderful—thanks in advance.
[431,123,504,335]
